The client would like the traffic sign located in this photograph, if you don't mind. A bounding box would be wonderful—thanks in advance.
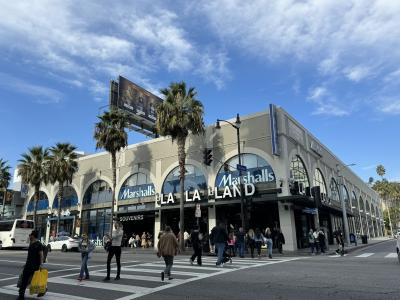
[236,164,247,172]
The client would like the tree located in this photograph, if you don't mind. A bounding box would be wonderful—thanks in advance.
[0,159,11,218]
[376,165,385,178]
[47,143,79,236]
[94,110,128,236]
[156,81,205,251]
[373,164,393,235]
[18,146,49,228]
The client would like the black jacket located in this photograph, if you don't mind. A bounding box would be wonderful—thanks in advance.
[210,226,228,244]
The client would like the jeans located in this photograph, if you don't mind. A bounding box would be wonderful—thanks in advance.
[107,246,121,278]
[191,245,202,265]
[310,242,315,253]
[237,242,245,257]
[18,266,36,297]
[79,253,89,278]
[255,241,262,255]
[215,242,226,265]
[265,238,273,257]
[163,255,174,276]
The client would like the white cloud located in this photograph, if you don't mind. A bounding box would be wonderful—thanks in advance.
[343,65,372,82]
[307,86,349,116]
[308,87,327,100]
[379,100,400,115]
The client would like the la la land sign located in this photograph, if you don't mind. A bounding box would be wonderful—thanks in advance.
[157,183,256,205]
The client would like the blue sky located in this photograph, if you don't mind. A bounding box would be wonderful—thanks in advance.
[0,0,399,183]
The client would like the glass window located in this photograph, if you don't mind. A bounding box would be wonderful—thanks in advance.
[83,180,112,205]
[53,186,79,209]
[313,168,327,195]
[329,178,339,203]
[342,185,350,209]
[162,165,207,194]
[0,221,14,231]
[119,172,155,201]
[290,155,309,188]
[16,220,34,229]
[359,197,365,212]
[27,191,49,212]
[352,192,358,210]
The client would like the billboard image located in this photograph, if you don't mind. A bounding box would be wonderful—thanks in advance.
[116,76,163,134]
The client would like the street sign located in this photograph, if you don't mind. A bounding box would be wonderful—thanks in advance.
[236,164,247,172]
[195,203,201,218]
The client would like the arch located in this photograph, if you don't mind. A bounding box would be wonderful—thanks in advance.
[27,191,49,212]
[351,191,358,210]
[290,155,310,189]
[118,171,155,201]
[81,175,113,203]
[359,196,365,212]
[162,164,207,194]
[52,186,79,209]
[313,168,327,196]
[342,185,350,209]
[215,153,276,188]
[329,178,339,203]
[83,180,112,205]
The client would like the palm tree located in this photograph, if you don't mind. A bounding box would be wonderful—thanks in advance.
[156,81,205,251]
[0,159,11,218]
[94,110,128,236]
[375,164,393,235]
[376,165,385,178]
[47,143,79,236]
[18,146,49,228]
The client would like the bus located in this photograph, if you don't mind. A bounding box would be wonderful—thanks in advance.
[0,219,34,249]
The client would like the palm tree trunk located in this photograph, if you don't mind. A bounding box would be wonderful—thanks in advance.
[110,152,117,238]
[1,188,6,218]
[56,183,63,236]
[34,185,39,230]
[177,135,186,252]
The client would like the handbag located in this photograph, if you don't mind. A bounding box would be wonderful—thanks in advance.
[104,240,112,252]
[29,268,48,295]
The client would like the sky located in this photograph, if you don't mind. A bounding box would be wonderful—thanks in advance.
[0,0,399,184]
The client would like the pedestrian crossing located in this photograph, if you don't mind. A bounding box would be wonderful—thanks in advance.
[0,256,302,300]
[328,252,399,258]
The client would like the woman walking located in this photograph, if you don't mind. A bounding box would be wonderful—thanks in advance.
[247,229,256,258]
[227,232,236,257]
[78,233,95,281]
[254,228,264,258]
[264,227,273,259]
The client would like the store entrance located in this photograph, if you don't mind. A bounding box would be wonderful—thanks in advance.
[294,210,316,249]
[118,212,155,245]
[161,206,209,236]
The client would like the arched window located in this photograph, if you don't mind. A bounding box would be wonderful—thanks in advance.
[162,165,207,194]
[215,153,275,188]
[290,155,309,189]
[359,196,365,213]
[352,191,358,210]
[342,185,350,209]
[313,168,327,195]
[329,178,339,203]
[53,186,78,209]
[119,172,155,201]
[27,191,49,212]
[83,180,112,205]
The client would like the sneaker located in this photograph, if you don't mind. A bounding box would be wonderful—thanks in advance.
[114,276,120,280]
[103,277,110,281]
[168,277,174,280]
[161,272,165,281]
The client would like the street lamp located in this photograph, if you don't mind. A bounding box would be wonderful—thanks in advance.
[216,114,246,230]
[337,163,355,246]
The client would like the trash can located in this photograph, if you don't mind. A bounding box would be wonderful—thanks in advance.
[361,235,368,244]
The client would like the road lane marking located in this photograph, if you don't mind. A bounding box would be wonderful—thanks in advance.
[117,267,207,276]
[355,253,374,258]
[0,285,95,300]
[385,253,397,258]
[89,272,184,283]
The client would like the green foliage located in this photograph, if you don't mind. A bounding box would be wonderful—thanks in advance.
[376,164,386,178]
[0,159,11,190]
[47,143,79,186]
[18,146,49,190]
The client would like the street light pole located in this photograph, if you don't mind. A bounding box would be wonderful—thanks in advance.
[216,114,246,231]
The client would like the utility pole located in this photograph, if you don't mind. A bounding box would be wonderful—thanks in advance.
[337,164,350,245]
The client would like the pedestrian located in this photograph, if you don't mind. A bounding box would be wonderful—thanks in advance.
[141,232,147,248]
[122,233,128,247]
[104,221,124,281]
[189,226,203,266]
[18,230,45,300]
[276,228,285,254]
[157,226,179,281]
[128,234,135,248]
[211,222,228,267]
[318,229,326,254]
[135,234,141,247]
[184,230,190,248]
[334,228,345,255]
[236,227,246,258]
[308,229,315,255]
[227,231,236,257]
[147,232,153,248]
[78,233,95,281]
[247,228,256,258]
[264,227,274,259]
[313,229,320,254]
[254,228,265,258]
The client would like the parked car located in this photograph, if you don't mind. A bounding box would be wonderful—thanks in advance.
[47,235,79,252]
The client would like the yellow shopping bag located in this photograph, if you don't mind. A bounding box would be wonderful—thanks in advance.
[29,268,48,295]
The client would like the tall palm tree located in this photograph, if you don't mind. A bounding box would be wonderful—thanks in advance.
[18,146,49,228]
[0,159,11,218]
[156,81,205,251]
[47,143,79,236]
[94,110,128,236]
[375,164,393,235]
[376,165,386,178]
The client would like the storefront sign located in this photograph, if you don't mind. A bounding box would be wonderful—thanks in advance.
[216,167,275,188]
[119,215,144,222]
[119,184,155,200]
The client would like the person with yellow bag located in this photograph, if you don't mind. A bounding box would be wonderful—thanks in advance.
[18,230,47,300]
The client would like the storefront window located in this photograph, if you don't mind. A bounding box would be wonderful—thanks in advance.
[81,208,111,241]
[53,186,78,209]
[162,165,207,194]
[290,155,309,188]
[313,168,327,195]
[27,191,49,212]
[352,191,358,211]
[215,153,275,188]
[342,185,350,209]
[329,178,339,203]
[83,180,112,205]
[119,172,155,201]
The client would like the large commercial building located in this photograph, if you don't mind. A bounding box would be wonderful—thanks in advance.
[23,106,384,250]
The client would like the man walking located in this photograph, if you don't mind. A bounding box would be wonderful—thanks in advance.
[18,230,44,300]
[157,226,179,281]
[104,221,124,281]
[211,222,228,267]
[334,228,345,256]
[236,227,246,258]
[190,226,203,266]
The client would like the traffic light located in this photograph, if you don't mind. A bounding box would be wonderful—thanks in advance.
[203,148,213,166]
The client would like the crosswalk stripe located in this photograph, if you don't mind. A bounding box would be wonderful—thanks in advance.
[118,267,207,276]
[173,261,238,268]
[0,285,95,300]
[355,253,374,258]
[385,253,397,258]
[48,277,152,294]
[90,272,184,283]
[145,262,232,271]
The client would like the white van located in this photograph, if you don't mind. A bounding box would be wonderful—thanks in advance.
[0,219,34,249]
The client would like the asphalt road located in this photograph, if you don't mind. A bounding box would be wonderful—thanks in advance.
[0,240,398,300]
